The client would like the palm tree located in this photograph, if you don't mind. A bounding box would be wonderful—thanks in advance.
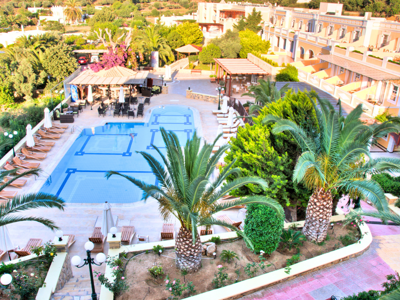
[264,96,400,242]
[107,128,283,272]
[242,79,290,115]
[63,0,82,24]
[0,168,64,229]
[135,25,174,66]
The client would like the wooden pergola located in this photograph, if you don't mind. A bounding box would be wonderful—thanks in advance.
[214,58,268,97]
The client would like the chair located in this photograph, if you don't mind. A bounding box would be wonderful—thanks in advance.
[121,226,136,244]
[71,106,79,117]
[64,234,76,249]
[131,97,138,105]
[38,129,61,139]
[3,164,31,175]
[0,190,18,200]
[0,250,6,261]
[98,107,106,117]
[26,145,52,152]
[44,127,65,134]
[2,177,27,188]
[52,124,69,129]
[137,104,144,117]
[128,110,135,119]
[21,148,47,160]
[88,227,107,252]
[199,226,213,236]
[137,235,149,243]
[113,109,120,117]
[14,239,42,257]
[216,215,243,232]
[161,223,174,240]
[144,98,150,105]
[121,108,129,117]
[34,137,55,147]
[13,157,40,169]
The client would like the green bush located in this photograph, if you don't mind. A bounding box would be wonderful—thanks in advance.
[372,173,400,197]
[188,55,198,63]
[244,203,284,254]
[275,65,299,82]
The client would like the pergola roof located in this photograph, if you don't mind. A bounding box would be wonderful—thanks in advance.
[214,58,268,75]
[69,66,149,85]
[318,55,400,81]
[175,44,200,53]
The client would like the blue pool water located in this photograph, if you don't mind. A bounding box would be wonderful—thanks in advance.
[40,106,195,203]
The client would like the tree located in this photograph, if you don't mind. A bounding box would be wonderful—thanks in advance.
[89,8,115,26]
[0,168,65,229]
[265,96,400,242]
[167,30,184,50]
[43,21,65,33]
[12,59,46,100]
[176,22,203,45]
[233,8,262,33]
[211,30,241,58]
[64,0,82,24]
[43,43,77,82]
[239,29,270,58]
[242,79,290,115]
[106,128,283,272]
[275,65,299,82]
[150,8,159,17]
[198,43,221,65]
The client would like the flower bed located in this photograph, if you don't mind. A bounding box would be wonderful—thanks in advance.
[112,221,363,300]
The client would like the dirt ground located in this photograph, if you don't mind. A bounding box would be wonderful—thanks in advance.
[117,222,359,300]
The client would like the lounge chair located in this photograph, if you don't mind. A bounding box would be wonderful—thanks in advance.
[161,223,174,240]
[212,109,229,115]
[217,195,246,209]
[88,227,107,252]
[216,215,243,232]
[199,226,213,236]
[52,124,69,129]
[26,145,52,152]
[34,137,55,147]
[12,157,40,169]
[14,238,42,257]
[144,97,150,105]
[121,226,136,244]
[38,130,61,139]
[64,234,76,249]
[3,164,31,175]
[0,190,17,200]
[2,177,27,188]
[21,148,47,160]
[43,127,65,134]
[0,249,6,261]
[137,235,149,243]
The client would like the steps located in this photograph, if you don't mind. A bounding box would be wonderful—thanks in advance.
[51,275,102,300]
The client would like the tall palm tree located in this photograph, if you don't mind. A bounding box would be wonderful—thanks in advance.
[135,25,174,66]
[242,79,290,115]
[264,96,400,242]
[63,0,82,24]
[0,168,64,229]
[107,128,283,272]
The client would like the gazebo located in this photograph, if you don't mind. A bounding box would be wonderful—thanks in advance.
[175,44,201,57]
[68,66,149,101]
[214,58,268,97]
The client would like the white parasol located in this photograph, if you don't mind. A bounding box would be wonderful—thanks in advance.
[226,107,234,128]
[101,201,115,237]
[26,124,35,147]
[119,86,125,103]
[44,107,52,129]
[88,85,93,105]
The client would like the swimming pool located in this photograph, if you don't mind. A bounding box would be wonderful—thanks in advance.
[40,106,195,203]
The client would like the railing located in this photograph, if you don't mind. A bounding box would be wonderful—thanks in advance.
[169,57,189,72]
[0,95,71,168]
[228,98,253,125]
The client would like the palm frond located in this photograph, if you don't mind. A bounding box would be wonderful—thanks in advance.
[0,216,60,230]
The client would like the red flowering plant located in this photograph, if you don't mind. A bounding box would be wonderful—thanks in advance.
[90,44,140,72]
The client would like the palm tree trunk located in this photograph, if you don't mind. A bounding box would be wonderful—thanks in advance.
[302,188,333,243]
[175,227,202,273]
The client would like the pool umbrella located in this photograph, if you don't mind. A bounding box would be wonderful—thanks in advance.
[226,107,234,128]
[101,201,115,237]
[119,86,125,103]
[221,96,228,114]
[0,226,14,260]
[87,85,93,107]
[26,124,35,147]
[44,107,52,129]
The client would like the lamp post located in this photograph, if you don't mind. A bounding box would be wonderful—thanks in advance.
[216,86,224,110]
[4,131,18,157]
[71,241,106,300]
[1,273,12,287]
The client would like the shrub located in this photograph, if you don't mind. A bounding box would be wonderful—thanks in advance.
[165,275,195,297]
[372,173,400,197]
[148,265,164,279]
[188,55,198,63]
[153,244,164,255]
[208,236,221,244]
[280,228,306,251]
[220,250,238,263]
[95,255,128,296]
[244,204,284,254]
[275,65,299,82]
[212,266,230,288]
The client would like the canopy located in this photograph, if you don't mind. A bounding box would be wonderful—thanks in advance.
[26,124,35,147]
[101,201,115,237]
[119,86,125,103]
[44,108,52,129]
[0,226,14,252]
[175,44,200,54]
[214,58,268,75]
[69,66,149,85]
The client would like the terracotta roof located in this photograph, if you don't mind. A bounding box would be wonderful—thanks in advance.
[214,58,268,75]
[175,44,200,53]
[318,55,400,81]
[68,67,149,85]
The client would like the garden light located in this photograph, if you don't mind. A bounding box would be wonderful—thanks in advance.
[0,273,12,285]
[96,253,106,264]
[110,227,118,238]
[158,249,162,256]
[85,241,94,251]
[55,230,63,241]
[213,252,217,259]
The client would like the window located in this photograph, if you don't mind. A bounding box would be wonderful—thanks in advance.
[354,30,360,42]
[318,24,322,33]
[292,20,295,28]
[281,17,284,26]
[328,26,333,36]
[306,23,310,32]
[382,34,389,47]
[355,73,361,81]
[340,28,346,39]
[299,21,303,30]
[390,85,399,103]
[339,67,345,74]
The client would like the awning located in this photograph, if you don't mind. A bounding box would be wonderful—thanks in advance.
[214,58,268,75]
[318,55,400,81]
[68,66,149,85]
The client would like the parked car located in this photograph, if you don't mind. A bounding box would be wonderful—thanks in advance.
[78,56,88,65]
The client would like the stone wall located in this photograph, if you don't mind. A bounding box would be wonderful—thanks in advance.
[186,89,218,103]
[56,253,73,291]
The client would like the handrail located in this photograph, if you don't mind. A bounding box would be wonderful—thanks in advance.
[0,95,71,168]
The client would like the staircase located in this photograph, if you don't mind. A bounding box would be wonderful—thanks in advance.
[50,275,101,300]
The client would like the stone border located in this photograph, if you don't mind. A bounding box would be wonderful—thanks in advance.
[99,215,372,300]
